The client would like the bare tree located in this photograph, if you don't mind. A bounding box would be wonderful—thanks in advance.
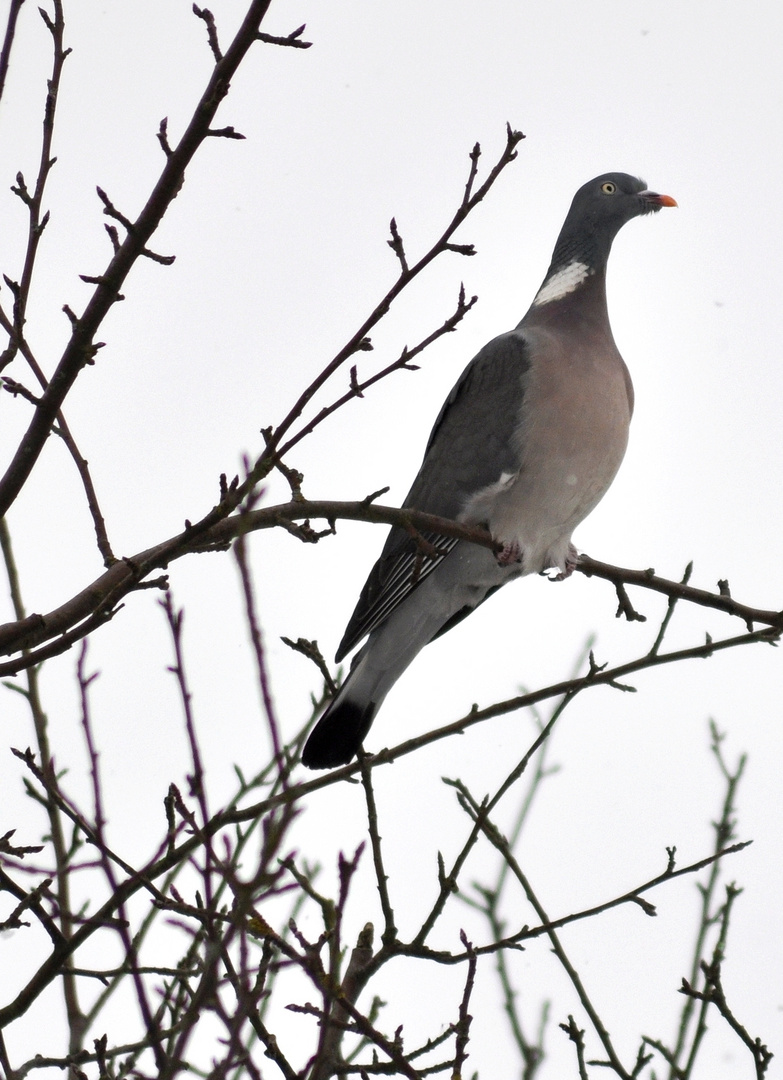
[0,4,775,1078]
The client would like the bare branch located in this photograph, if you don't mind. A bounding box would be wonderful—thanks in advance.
[680,962,773,1078]
[578,554,781,633]
[0,0,277,518]
[359,756,396,945]
[264,126,524,466]
[192,5,222,60]
[256,23,312,49]
[0,498,779,673]
[0,0,68,374]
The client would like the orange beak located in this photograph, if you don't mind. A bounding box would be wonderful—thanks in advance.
[644,191,678,208]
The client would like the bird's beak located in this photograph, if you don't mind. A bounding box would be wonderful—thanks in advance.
[641,190,678,208]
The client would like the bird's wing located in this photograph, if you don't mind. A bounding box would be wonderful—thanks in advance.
[335,330,531,660]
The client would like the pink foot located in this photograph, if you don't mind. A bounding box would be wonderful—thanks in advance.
[496,539,523,567]
[551,544,579,582]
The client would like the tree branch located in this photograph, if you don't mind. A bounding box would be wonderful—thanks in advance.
[0,499,779,671]
[0,0,276,516]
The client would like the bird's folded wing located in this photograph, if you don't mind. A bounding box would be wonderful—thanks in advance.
[335,530,460,660]
[335,331,531,660]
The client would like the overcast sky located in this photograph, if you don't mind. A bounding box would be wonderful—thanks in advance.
[1,1,781,1075]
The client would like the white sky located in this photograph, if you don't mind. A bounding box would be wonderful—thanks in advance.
[0,1,781,1076]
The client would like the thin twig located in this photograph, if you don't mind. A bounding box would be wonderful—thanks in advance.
[0,0,69,374]
[0,518,86,1053]
[0,0,276,516]
[0,315,115,563]
[267,126,524,463]
[234,495,290,791]
[359,754,397,944]
[667,723,746,1076]
[256,23,312,49]
[457,793,631,1078]
[680,960,773,1078]
[77,642,166,1070]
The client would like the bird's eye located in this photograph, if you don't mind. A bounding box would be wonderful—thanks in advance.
[601,181,617,195]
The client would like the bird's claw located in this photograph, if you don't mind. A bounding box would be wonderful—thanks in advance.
[550,544,579,581]
[496,539,523,567]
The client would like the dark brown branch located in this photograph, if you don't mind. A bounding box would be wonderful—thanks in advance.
[206,125,245,140]
[0,501,496,664]
[150,131,519,554]
[578,554,781,632]
[326,991,419,1080]
[0,498,779,674]
[0,313,116,563]
[0,126,522,629]
[0,0,276,517]
[280,637,337,694]
[0,869,62,945]
[192,5,222,60]
[665,724,747,1073]
[462,835,751,951]
[452,932,477,1077]
[0,0,26,104]
[256,23,312,49]
[387,217,408,273]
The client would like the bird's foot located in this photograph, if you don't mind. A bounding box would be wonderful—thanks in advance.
[550,544,579,582]
[496,539,523,566]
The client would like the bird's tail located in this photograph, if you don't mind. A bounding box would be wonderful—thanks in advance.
[301,663,377,769]
[300,543,506,768]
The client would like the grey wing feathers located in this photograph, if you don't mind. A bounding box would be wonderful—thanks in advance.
[335,330,531,661]
[334,530,459,661]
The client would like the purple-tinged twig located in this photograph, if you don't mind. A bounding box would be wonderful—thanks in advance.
[0,641,760,1041]
[359,756,397,944]
[234,492,289,791]
[77,641,166,1069]
[0,516,85,1052]
[160,592,216,903]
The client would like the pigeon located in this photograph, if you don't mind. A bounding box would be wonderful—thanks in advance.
[302,172,676,768]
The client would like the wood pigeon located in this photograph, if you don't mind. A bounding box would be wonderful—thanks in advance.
[302,173,676,769]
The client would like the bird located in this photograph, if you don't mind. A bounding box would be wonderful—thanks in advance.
[302,173,676,769]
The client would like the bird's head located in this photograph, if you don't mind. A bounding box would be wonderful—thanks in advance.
[549,172,677,276]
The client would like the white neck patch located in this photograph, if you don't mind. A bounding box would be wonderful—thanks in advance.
[532,260,592,306]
